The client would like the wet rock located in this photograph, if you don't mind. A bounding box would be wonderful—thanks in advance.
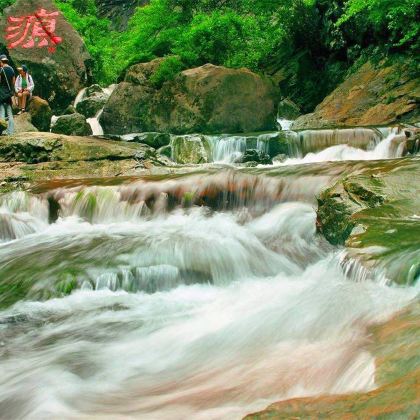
[403,127,420,154]
[251,132,290,158]
[293,60,420,129]
[234,149,272,165]
[0,0,92,112]
[157,145,172,158]
[51,113,93,136]
[273,154,287,162]
[171,135,211,164]
[317,157,420,284]
[27,96,52,132]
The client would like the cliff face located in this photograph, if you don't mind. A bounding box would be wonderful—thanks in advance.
[293,59,420,129]
[95,0,149,30]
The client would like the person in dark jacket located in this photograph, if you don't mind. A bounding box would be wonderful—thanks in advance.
[0,54,15,135]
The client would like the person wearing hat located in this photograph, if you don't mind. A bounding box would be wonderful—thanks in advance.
[0,54,15,135]
[15,65,35,114]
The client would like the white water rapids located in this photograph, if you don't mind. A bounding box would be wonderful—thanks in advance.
[0,174,418,419]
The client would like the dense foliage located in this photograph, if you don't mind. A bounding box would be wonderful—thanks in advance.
[2,0,419,110]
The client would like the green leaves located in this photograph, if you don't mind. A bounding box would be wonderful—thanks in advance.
[337,0,420,49]
[50,0,418,93]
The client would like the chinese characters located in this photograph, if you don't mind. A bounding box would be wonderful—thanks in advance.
[6,8,63,53]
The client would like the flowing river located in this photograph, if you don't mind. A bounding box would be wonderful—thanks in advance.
[0,129,418,419]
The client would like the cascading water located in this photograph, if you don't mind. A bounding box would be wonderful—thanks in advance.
[0,168,417,419]
[280,130,405,165]
[178,127,408,166]
[50,85,116,135]
[85,85,116,136]
[210,135,247,163]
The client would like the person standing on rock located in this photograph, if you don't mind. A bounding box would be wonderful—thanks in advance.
[0,55,15,136]
[15,65,34,114]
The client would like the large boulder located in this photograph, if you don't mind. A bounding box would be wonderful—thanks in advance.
[101,82,154,134]
[0,0,92,112]
[155,64,280,134]
[28,96,52,131]
[101,62,280,135]
[51,113,92,136]
[293,60,420,129]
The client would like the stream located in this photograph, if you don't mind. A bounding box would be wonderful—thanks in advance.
[0,127,418,419]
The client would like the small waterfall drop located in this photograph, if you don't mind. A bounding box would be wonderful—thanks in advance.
[87,109,105,136]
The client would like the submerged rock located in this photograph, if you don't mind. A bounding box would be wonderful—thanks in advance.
[52,113,93,136]
[293,60,420,129]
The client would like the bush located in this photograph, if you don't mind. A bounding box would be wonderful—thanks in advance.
[337,0,420,50]
[150,56,186,87]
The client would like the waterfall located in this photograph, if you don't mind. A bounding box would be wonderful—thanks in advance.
[168,126,412,166]
[87,109,105,136]
[277,118,293,130]
[210,135,247,162]
[281,131,404,165]
[73,87,88,108]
